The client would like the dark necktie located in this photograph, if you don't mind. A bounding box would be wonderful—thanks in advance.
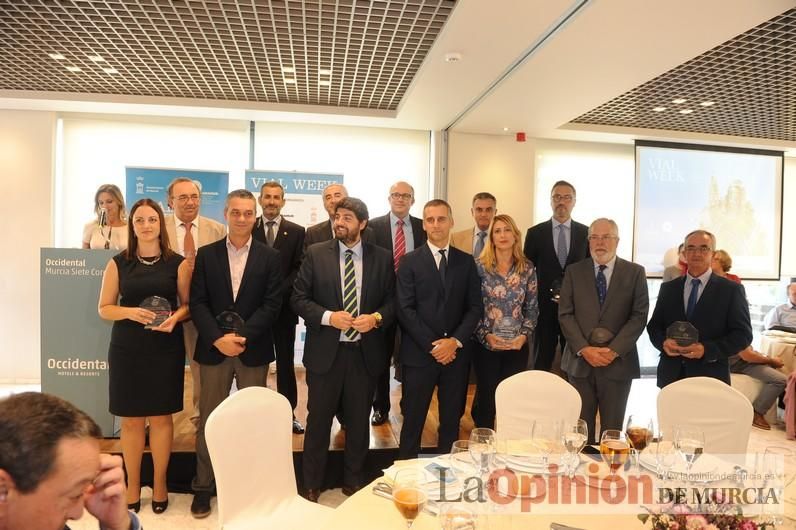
[393,218,406,272]
[342,249,359,340]
[686,278,701,320]
[182,222,196,270]
[438,248,448,287]
[557,224,568,269]
[596,264,607,306]
[474,231,486,258]
[265,221,275,247]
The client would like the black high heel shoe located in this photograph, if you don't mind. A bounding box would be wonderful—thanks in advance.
[127,500,141,513]
[152,498,169,514]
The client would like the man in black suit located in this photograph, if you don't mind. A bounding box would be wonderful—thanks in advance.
[304,182,348,249]
[189,189,283,518]
[558,218,649,443]
[292,197,395,502]
[365,181,426,426]
[252,181,306,434]
[647,229,752,388]
[523,180,589,371]
[397,199,482,458]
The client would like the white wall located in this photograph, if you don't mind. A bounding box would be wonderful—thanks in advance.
[447,132,535,231]
[783,157,796,278]
[0,110,56,383]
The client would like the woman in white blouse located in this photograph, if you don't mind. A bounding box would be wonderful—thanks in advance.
[83,184,129,250]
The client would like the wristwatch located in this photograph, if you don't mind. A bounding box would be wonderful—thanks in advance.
[372,312,383,328]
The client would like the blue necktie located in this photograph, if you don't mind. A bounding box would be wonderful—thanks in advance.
[474,231,486,258]
[596,265,607,306]
[686,278,701,320]
[556,225,568,269]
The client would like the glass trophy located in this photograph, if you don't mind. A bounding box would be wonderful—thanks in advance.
[550,279,562,304]
[140,296,172,329]
[493,316,521,341]
[666,321,699,347]
[216,310,245,334]
[588,327,615,347]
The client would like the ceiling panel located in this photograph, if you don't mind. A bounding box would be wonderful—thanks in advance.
[570,8,796,142]
[0,0,456,111]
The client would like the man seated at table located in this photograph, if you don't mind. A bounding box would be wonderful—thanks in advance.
[0,392,140,530]
[730,346,787,430]
[763,281,796,333]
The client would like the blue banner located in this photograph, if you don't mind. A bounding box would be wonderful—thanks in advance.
[126,167,229,224]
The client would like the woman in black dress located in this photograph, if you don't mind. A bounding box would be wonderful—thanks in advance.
[98,198,190,514]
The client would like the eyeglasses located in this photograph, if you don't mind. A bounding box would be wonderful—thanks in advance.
[587,235,617,242]
[685,245,712,254]
[175,194,200,203]
[551,194,573,202]
[390,192,413,201]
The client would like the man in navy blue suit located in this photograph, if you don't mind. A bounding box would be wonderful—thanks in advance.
[189,189,283,517]
[397,199,483,458]
[647,229,752,388]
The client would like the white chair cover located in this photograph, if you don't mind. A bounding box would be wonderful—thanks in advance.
[494,370,582,439]
[206,386,332,530]
[657,376,753,456]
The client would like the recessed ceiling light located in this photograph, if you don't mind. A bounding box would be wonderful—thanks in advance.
[88,55,105,62]
[65,66,82,73]
[318,80,330,86]
[444,52,462,63]
[700,101,715,106]
[672,98,687,104]
[319,69,332,76]
[652,106,667,112]
[102,67,118,74]
[281,66,295,74]
[48,53,65,60]
[284,78,296,84]
[679,109,693,114]
[502,127,509,132]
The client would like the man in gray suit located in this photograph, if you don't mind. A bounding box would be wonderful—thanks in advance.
[558,218,649,443]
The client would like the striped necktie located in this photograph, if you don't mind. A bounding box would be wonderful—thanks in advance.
[393,218,405,272]
[342,249,359,340]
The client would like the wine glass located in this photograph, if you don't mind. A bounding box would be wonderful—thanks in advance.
[450,439,472,469]
[561,419,588,478]
[674,427,704,475]
[625,414,654,471]
[392,468,428,528]
[760,446,796,525]
[531,419,562,472]
[469,427,496,477]
[653,430,677,481]
[439,502,477,530]
[599,429,630,477]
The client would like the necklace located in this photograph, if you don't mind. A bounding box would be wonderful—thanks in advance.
[137,254,161,266]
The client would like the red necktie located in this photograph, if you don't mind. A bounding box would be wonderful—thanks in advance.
[394,219,406,272]
[183,222,196,270]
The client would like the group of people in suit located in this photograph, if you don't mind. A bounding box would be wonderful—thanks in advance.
[94,173,775,515]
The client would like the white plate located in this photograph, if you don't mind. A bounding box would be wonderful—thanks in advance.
[638,450,723,482]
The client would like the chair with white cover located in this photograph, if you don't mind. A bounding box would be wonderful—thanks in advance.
[657,376,753,456]
[494,370,582,439]
[205,386,333,529]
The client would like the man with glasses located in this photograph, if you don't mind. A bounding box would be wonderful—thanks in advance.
[364,181,426,426]
[165,177,226,428]
[558,218,649,443]
[451,192,497,256]
[648,229,752,388]
[523,180,590,372]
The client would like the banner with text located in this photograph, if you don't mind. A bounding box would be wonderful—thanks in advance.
[41,248,116,436]
[245,170,344,228]
[126,167,229,224]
